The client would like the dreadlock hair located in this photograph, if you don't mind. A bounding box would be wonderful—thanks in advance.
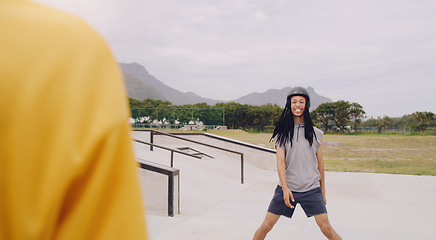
[271,97,317,147]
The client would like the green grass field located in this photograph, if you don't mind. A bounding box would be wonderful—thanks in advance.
[205,130,436,176]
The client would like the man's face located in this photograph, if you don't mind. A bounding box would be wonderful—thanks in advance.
[290,95,306,117]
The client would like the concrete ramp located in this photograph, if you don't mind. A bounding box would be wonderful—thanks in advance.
[132,131,436,240]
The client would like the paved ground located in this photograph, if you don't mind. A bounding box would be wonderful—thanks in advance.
[132,132,436,240]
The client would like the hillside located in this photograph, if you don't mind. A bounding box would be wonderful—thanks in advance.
[120,62,332,109]
[233,87,332,109]
[120,62,219,105]
[122,72,167,101]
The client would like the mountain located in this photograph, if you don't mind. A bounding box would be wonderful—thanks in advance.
[120,62,332,109]
[120,62,219,105]
[122,72,167,101]
[233,87,332,110]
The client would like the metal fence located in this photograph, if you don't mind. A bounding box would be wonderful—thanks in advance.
[131,123,226,130]
[130,108,225,127]
[353,127,435,134]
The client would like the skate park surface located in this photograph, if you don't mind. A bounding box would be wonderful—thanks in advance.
[132,131,436,240]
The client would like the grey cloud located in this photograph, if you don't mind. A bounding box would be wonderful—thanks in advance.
[36,0,436,117]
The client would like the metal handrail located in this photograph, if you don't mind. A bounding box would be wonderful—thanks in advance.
[135,129,245,184]
[133,139,201,168]
[137,158,180,217]
[168,132,276,154]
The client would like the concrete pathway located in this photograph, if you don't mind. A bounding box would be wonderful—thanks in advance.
[132,131,436,240]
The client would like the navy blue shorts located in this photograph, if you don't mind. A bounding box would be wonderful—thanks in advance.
[267,185,327,218]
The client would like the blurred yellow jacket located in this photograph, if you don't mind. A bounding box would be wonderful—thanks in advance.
[0,0,148,239]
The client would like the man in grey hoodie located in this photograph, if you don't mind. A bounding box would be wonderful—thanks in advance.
[253,87,342,240]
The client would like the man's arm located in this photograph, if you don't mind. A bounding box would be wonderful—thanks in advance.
[317,137,326,205]
[276,145,294,208]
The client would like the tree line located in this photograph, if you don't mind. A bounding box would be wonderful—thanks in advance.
[129,98,435,133]
[360,112,435,133]
[129,98,282,131]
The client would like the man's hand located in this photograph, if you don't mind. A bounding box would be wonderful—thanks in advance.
[283,187,295,209]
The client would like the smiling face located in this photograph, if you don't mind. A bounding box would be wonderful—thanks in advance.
[290,95,306,120]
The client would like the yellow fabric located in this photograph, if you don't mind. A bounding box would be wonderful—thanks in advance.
[0,1,148,239]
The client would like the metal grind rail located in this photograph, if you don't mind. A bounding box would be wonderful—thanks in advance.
[133,139,201,168]
[136,129,245,184]
[137,158,180,217]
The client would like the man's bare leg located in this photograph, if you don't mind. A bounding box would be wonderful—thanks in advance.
[253,212,280,240]
[314,213,342,240]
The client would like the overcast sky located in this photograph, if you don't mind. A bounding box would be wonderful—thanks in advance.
[36,0,436,118]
